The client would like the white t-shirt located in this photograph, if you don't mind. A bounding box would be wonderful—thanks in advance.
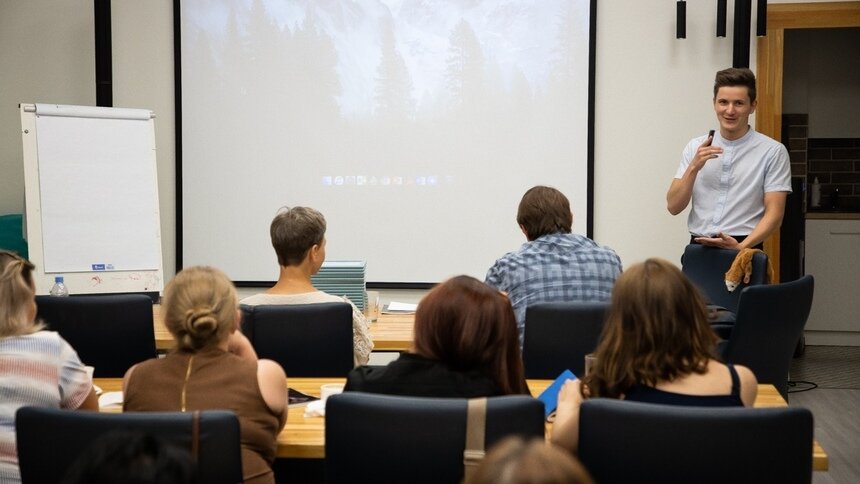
[675,127,792,237]
[240,291,373,366]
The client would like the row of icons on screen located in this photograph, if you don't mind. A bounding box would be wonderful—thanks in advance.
[322,175,454,186]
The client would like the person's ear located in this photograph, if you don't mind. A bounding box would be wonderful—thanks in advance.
[233,308,241,333]
[519,224,529,239]
[750,99,757,113]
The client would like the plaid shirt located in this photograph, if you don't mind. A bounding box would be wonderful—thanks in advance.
[485,233,622,344]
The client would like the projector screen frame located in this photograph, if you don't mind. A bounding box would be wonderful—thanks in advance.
[172,0,597,289]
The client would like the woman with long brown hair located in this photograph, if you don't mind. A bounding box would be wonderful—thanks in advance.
[345,275,528,397]
[551,258,757,453]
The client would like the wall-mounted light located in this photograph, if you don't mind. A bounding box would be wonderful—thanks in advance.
[677,1,686,39]
[717,0,727,37]
[756,0,768,36]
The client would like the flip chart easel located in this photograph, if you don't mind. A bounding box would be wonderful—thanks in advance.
[20,103,164,295]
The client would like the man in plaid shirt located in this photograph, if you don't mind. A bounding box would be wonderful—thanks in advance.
[485,186,622,345]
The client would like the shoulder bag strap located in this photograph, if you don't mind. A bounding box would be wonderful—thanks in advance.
[463,397,487,482]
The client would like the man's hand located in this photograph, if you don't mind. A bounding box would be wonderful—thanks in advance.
[693,232,739,249]
[689,137,723,172]
[667,137,724,215]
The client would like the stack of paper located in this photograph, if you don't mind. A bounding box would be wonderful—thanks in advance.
[311,260,367,311]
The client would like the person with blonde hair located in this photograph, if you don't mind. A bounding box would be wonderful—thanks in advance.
[241,206,373,365]
[123,266,287,484]
[466,437,593,484]
[0,250,98,483]
[551,258,757,454]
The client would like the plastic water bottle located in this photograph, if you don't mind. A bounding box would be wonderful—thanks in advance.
[49,276,69,297]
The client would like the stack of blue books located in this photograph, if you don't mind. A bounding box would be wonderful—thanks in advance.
[311,260,367,311]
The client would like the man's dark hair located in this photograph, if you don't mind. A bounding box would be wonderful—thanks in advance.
[516,186,573,241]
[713,67,757,102]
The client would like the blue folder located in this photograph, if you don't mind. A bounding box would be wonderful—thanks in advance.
[537,369,577,419]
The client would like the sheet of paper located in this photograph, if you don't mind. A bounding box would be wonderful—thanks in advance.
[383,301,418,313]
[98,391,124,408]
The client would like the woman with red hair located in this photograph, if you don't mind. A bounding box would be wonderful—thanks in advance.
[345,275,528,397]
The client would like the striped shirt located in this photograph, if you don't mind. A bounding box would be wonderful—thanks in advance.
[485,233,622,344]
[0,331,92,483]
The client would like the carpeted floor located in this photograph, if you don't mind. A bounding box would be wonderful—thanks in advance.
[789,346,860,390]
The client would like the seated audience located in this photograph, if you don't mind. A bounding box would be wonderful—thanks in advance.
[465,436,593,484]
[485,186,622,345]
[123,266,287,484]
[345,275,528,397]
[0,250,98,483]
[551,258,757,453]
[241,206,373,365]
[63,430,194,484]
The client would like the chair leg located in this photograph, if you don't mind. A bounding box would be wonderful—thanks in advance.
[793,335,806,358]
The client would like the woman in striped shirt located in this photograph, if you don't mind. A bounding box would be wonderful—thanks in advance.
[0,251,98,483]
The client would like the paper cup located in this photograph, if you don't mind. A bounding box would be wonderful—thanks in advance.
[320,383,345,402]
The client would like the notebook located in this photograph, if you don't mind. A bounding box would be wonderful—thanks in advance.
[537,369,577,419]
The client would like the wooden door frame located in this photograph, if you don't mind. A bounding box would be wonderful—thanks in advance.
[756,1,860,281]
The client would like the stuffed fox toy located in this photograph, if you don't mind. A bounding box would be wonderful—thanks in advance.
[725,248,773,292]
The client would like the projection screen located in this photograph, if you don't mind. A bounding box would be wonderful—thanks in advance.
[178,0,595,285]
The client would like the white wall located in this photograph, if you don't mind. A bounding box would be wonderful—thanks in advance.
[593,0,738,267]
[0,0,95,214]
[111,0,177,281]
[3,0,855,287]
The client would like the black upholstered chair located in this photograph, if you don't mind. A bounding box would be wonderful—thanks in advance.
[16,407,242,484]
[522,302,609,378]
[721,275,815,401]
[35,294,157,377]
[240,302,353,377]
[325,393,545,484]
[578,399,813,484]
[681,244,770,340]
[681,243,769,314]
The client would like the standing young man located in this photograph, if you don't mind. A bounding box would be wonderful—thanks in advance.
[667,68,792,250]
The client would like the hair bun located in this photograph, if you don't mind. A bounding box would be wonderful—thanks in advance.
[184,307,218,338]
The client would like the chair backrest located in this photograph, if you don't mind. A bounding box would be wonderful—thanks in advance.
[35,294,157,377]
[721,275,815,400]
[325,393,545,484]
[16,407,242,484]
[681,244,769,313]
[522,302,609,378]
[240,302,353,377]
[578,399,813,484]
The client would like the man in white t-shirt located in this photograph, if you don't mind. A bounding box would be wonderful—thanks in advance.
[667,67,792,250]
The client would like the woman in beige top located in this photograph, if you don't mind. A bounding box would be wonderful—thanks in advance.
[124,266,288,484]
[241,206,373,365]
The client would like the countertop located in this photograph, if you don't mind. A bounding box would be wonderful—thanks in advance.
[806,211,860,220]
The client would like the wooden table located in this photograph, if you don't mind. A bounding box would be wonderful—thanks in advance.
[153,305,415,352]
[94,378,828,470]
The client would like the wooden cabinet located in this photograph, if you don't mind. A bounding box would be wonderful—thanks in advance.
[805,219,860,335]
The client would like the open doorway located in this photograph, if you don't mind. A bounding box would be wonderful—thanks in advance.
[754,1,860,281]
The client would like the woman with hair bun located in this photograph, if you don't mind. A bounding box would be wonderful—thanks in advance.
[123,266,287,484]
